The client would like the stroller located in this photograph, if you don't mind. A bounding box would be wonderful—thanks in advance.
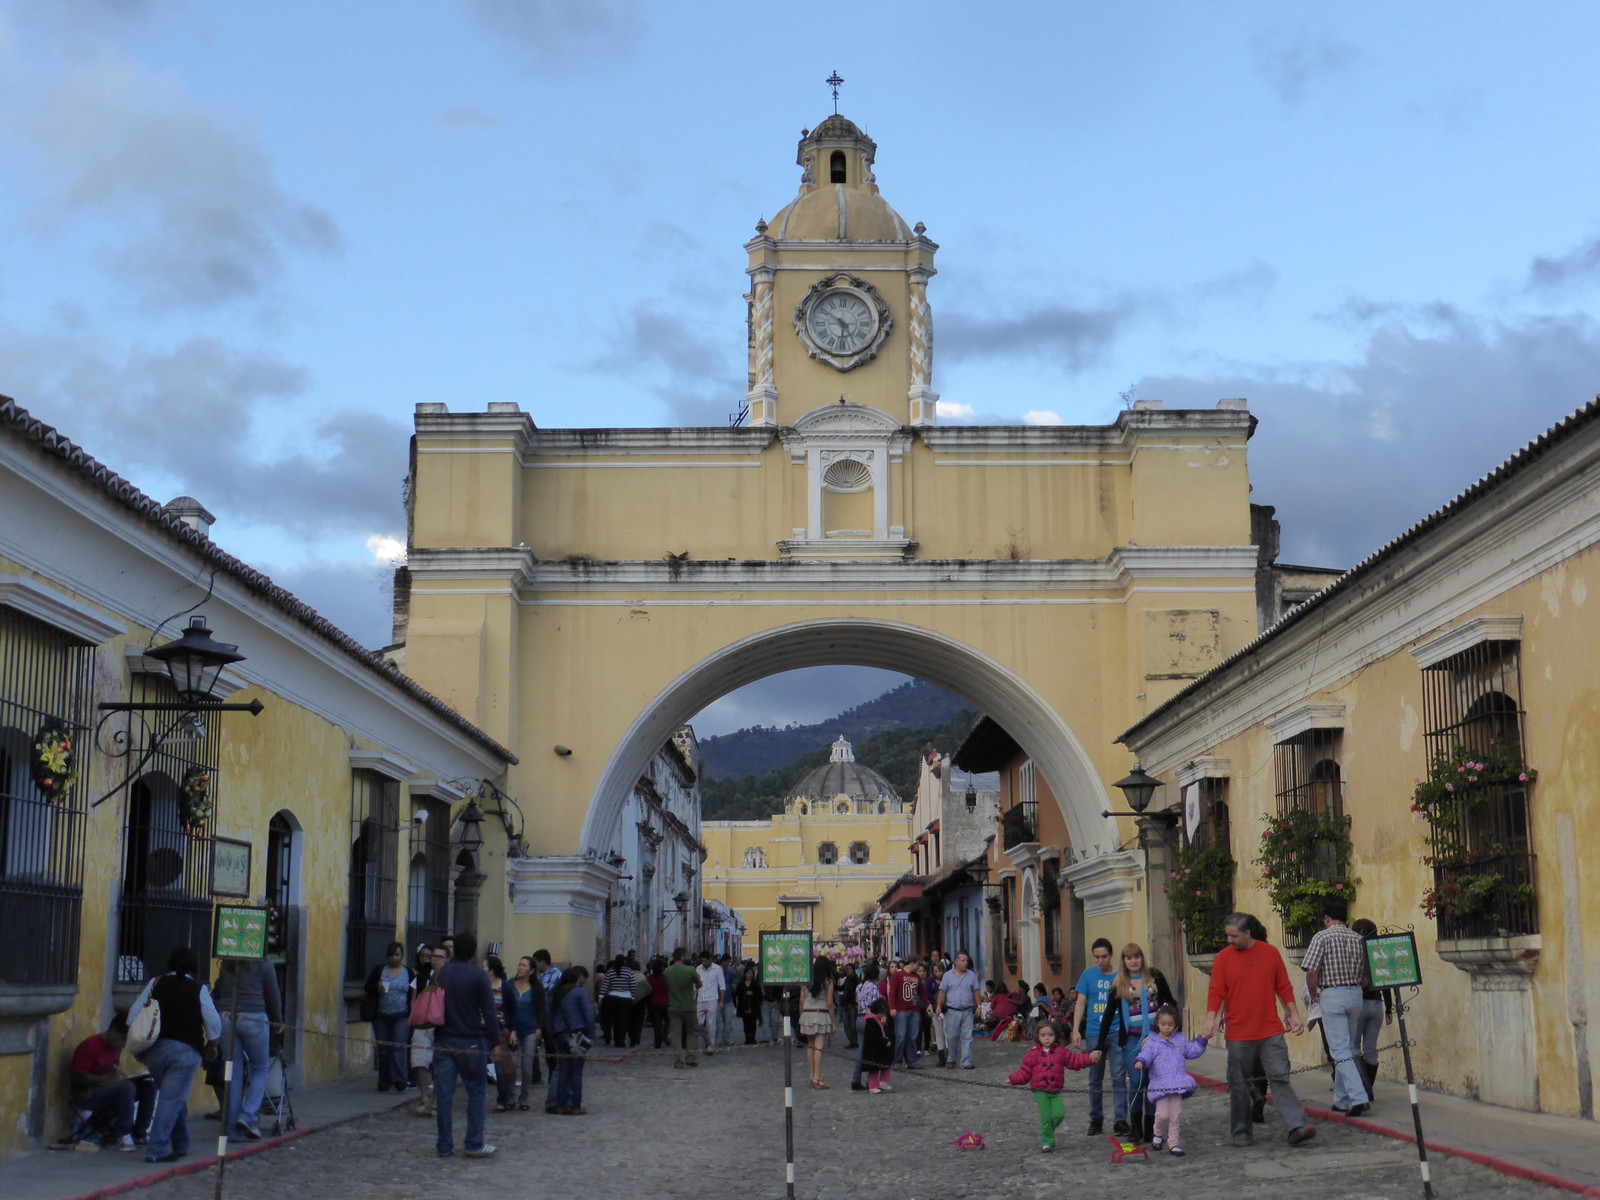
[259,1054,296,1136]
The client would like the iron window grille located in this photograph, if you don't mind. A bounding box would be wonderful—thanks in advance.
[1271,729,1347,949]
[406,796,451,952]
[116,673,220,984]
[1180,778,1234,957]
[347,770,400,981]
[1041,858,1062,963]
[0,608,91,988]
[1420,639,1537,939]
[817,841,839,865]
[849,841,870,865]
[1002,875,1017,965]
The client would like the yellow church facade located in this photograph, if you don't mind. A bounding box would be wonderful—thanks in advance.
[701,737,912,958]
[397,112,1264,972]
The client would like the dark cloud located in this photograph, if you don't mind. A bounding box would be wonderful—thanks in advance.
[266,558,397,652]
[21,58,339,310]
[1526,235,1600,292]
[1135,310,1600,570]
[1250,28,1359,106]
[5,332,405,537]
[461,0,641,75]
[584,303,744,426]
[940,299,1141,373]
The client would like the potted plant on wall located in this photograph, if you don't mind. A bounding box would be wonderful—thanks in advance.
[1164,841,1236,972]
[1412,745,1537,937]
[1255,808,1359,956]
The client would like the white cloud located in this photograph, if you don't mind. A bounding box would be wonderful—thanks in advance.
[935,400,976,420]
[1022,409,1064,425]
[366,535,407,564]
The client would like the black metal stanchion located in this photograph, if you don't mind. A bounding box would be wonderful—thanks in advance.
[783,986,797,1200]
[1392,986,1432,1199]
[215,967,242,1200]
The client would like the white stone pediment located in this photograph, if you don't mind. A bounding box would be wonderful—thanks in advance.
[790,402,905,436]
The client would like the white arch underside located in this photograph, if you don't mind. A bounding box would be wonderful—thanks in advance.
[581,617,1118,857]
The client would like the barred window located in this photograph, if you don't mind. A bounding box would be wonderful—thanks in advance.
[849,840,870,865]
[0,608,91,988]
[1419,636,1535,938]
[1041,859,1062,962]
[406,797,450,952]
[1273,728,1342,817]
[817,841,839,865]
[347,770,400,981]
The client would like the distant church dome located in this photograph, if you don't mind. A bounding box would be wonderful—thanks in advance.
[767,114,913,243]
[790,736,899,805]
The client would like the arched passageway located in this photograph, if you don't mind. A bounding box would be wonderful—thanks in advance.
[581,618,1116,859]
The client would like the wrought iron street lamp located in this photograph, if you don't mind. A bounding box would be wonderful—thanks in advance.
[456,799,486,853]
[145,616,246,704]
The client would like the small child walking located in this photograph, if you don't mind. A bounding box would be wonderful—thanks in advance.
[861,998,895,1093]
[1133,1004,1208,1156]
[1006,1020,1100,1151]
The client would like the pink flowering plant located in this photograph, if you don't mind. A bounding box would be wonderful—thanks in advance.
[1412,744,1536,924]
[1254,809,1359,939]
[1164,840,1236,953]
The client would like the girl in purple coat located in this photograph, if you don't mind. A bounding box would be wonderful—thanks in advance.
[1007,1021,1100,1152]
[1132,1004,1208,1156]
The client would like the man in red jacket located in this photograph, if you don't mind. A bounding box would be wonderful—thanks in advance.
[886,959,923,1070]
[1200,913,1316,1149]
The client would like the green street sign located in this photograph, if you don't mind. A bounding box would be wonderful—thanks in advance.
[213,904,269,960]
[1366,931,1421,989]
[759,930,813,986]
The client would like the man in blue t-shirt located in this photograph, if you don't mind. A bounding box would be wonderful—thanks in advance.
[1071,937,1128,1135]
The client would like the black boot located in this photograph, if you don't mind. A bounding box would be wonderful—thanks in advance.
[1143,1113,1156,1144]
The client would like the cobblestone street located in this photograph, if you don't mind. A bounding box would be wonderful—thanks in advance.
[123,1037,1569,1200]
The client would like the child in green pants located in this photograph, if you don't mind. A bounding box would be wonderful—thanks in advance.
[1007,1021,1100,1151]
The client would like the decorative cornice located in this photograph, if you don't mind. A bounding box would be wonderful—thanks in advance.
[506,856,620,921]
[0,573,123,645]
[409,778,470,803]
[349,749,417,781]
[1265,702,1347,744]
[1174,756,1231,787]
[1060,850,1143,918]
[1410,615,1524,670]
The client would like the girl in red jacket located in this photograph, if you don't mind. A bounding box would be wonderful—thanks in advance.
[1007,1021,1100,1151]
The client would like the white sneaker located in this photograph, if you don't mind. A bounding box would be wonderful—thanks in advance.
[869,1087,881,1094]
[878,1083,893,1092]
[464,1144,497,1158]
[116,1135,136,1152]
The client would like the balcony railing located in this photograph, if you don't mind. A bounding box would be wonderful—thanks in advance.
[1001,801,1038,850]
[1437,849,1539,941]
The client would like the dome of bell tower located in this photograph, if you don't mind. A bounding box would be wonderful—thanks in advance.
[767,114,913,243]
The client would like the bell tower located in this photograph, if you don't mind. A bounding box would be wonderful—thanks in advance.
[744,111,938,428]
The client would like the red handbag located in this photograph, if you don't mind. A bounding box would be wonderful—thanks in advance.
[408,985,445,1029]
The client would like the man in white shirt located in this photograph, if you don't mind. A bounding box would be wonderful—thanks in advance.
[695,952,725,1057]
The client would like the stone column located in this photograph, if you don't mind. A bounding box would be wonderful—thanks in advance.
[452,868,487,938]
[906,265,939,425]
[745,265,778,426]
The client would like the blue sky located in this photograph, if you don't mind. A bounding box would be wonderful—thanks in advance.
[5,2,1600,735]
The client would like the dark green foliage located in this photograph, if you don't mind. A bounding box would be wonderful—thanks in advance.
[698,679,971,780]
[700,706,977,821]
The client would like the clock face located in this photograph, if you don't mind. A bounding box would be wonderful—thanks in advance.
[806,290,876,356]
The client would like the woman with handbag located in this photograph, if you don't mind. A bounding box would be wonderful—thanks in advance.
[544,966,596,1115]
[408,945,448,1115]
[365,941,412,1093]
[129,947,221,1164]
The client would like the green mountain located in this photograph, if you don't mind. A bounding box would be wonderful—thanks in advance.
[699,682,976,821]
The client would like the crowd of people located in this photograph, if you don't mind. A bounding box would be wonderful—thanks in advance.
[64,898,1385,1165]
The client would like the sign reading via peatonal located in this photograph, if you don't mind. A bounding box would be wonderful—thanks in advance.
[213,904,270,960]
[1366,930,1421,989]
[759,930,813,986]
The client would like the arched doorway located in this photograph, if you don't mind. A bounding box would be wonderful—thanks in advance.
[265,810,302,1081]
[581,619,1114,859]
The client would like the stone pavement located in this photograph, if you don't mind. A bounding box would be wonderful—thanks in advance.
[8,1034,1599,1200]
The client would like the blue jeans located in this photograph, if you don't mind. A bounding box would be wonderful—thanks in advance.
[1319,986,1370,1108]
[1115,1036,1149,1120]
[546,1032,586,1110]
[226,1012,273,1129]
[433,1035,489,1156]
[372,1011,410,1091]
[943,1008,975,1067]
[142,1039,201,1159]
[1086,1031,1128,1124]
[893,1010,919,1068]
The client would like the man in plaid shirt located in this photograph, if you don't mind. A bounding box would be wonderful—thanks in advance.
[850,964,883,1090]
[1301,898,1372,1116]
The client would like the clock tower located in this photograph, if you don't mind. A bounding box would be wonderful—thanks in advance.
[744,114,939,427]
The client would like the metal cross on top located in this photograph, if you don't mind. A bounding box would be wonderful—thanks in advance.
[826,71,844,113]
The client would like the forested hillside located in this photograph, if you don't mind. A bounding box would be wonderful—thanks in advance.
[698,679,971,780]
[700,706,977,821]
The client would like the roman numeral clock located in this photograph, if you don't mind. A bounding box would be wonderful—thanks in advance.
[793,273,893,371]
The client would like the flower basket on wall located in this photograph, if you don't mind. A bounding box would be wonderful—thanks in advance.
[1411,745,1538,928]
[1255,809,1359,944]
[31,723,78,802]
[180,766,213,834]
[1164,840,1235,954]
